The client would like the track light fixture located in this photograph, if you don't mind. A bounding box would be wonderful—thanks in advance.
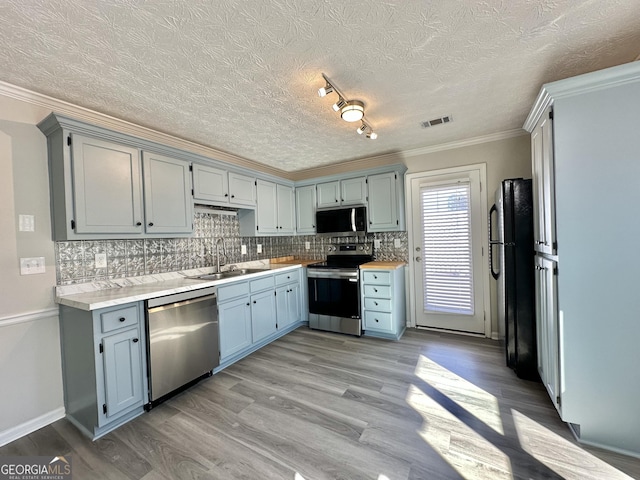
[317,73,377,139]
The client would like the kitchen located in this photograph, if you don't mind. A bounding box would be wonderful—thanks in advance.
[2,2,640,479]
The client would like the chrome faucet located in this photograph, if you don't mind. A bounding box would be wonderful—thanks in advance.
[214,237,226,273]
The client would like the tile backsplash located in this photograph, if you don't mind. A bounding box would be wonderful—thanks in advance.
[55,210,408,285]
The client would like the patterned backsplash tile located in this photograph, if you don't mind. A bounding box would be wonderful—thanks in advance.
[54,211,408,285]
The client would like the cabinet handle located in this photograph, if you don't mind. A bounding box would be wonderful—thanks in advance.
[148,222,154,226]
[136,222,142,226]
[132,338,139,343]
[119,317,126,322]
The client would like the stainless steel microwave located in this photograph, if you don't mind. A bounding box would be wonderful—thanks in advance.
[316,206,367,236]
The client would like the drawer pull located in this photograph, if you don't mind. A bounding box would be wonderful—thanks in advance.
[375,319,379,323]
[374,288,378,292]
[373,275,378,279]
[119,317,126,322]
[132,338,139,343]
[374,302,378,306]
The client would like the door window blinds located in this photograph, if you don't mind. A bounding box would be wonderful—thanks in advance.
[420,181,474,315]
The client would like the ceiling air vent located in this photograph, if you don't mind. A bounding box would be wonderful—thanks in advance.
[421,115,453,128]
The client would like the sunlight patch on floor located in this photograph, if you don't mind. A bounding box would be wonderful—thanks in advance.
[414,354,505,435]
[512,409,633,480]
[407,383,514,479]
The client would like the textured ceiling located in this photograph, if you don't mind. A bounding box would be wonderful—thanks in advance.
[1,1,640,172]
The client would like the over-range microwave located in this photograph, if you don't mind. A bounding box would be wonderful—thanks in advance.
[316,206,367,236]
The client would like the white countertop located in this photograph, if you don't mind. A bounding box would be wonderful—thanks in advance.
[56,264,300,311]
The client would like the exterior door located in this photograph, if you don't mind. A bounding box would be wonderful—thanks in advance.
[409,166,487,334]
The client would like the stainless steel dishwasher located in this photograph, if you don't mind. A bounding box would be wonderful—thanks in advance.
[145,286,219,407]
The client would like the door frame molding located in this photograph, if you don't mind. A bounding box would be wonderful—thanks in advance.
[405,163,491,337]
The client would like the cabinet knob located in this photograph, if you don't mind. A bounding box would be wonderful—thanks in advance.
[246,302,250,306]
[373,275,377,279]
[136,222,142,226]
[374,302,378,306]
[253,300,256,304]
[224,193,229,197]
[335,199,338,202]
[374,288,378,292]
[119,317,126,322]
[375,319,379,323]
[148,222,154,226]
[231,194,235,198]
[132,338,139,343]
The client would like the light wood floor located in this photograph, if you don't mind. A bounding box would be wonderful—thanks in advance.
[3,327,639,479]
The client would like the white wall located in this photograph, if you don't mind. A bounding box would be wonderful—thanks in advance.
[0,98,65,445]
[403,134,532,337]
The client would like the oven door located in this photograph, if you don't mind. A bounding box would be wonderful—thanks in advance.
[308,269,360,318]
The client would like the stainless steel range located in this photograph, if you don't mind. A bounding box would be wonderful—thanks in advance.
[307,242,373,336]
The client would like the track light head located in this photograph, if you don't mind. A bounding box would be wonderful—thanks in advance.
[318,84,333,97]
[366,131,378,140]
[357,123,368,135]
[332,98,346,112]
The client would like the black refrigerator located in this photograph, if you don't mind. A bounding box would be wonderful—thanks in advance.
[490,178,538,381]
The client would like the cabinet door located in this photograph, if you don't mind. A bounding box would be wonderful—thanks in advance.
[341,177,367,205]
[317,181,340,208]
[531,108,557,255]
[229,172,256,207]
[275,285,289,329]
[192,164,229,204]
[295,185,316,234]
[251,289,277,343]
[219,297,252,361]
[536,256,560,413]
[102,328,143,419]
[286,283,301,327]
[142,152,193,234]
[276,184,295,234]
[256,180,278,234]
[71,134,144,234]
[367,172,399,231]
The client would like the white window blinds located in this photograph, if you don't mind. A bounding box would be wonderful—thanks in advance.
[420,181,474,315]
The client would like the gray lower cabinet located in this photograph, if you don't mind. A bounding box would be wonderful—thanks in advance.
[59,302,147,440]
[217,268,303,368]
[361,267,406,340]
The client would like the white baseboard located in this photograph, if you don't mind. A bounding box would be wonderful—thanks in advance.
[491,331,500,340]
[0,407,65,447]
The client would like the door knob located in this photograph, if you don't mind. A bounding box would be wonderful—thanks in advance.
[415,256,422,262]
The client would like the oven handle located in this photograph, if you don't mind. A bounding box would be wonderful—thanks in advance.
[307,270,359,279]
[348,278,358,282]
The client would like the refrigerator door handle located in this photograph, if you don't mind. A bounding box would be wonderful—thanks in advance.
[489,204,500,279]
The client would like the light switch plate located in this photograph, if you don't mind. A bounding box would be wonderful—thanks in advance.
[20,257,46,275]
[19,214,35,232]
[95,253,107,268]
[394,238,402,248]
[374,239,381,249]
[241,245,247,255]
[257,244,262,254]
[305,241,311,250]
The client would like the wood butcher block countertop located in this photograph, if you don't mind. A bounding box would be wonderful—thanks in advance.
[270,257,323,266]
[360,261,406,270]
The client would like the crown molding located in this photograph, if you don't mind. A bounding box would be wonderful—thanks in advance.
[401,129,527,158]
[0,80,292,180]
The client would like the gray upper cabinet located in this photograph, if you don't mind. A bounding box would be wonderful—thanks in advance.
[239,180,295,236]
[317,177,367,208]
[142,152,193,234]
[367,172,403,232]
[340,176,367,205]
[192,164,256,208]
[531,108,556,255]
[71,134,144,235]
[316,181,340,208]
[295,185,316,234]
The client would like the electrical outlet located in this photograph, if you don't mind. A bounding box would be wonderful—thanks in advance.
[305,241,311,250]
[257,244,262,254]
[374,239,381,249]
[394,238,402,248]
[241,244,247,255]
[20,257,46,275]
[95,253,107,268]
[18,214,35,232]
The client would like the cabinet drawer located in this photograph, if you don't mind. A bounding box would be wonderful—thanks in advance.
[218,281,249,302]
[364,311,393,331]
[363,284,391,298]
[275,269,299,286]
[250,275,274,293]
[100,305,138,333]
[363,297,392,312]
[362,270,391,285]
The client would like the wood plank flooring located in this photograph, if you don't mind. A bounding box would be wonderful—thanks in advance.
[2,327,639,479]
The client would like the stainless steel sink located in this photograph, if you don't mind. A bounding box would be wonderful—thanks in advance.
[187,268,268,281]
